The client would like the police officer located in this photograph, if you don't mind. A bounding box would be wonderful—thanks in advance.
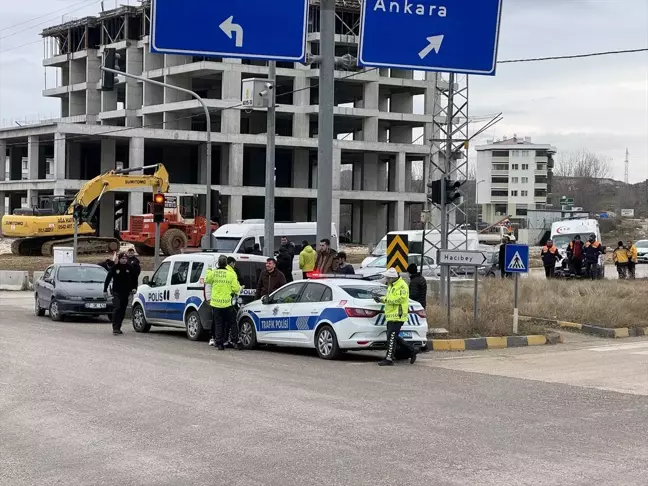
[103,252,136,335]
[204,256,241,350]
[376,268,418,366]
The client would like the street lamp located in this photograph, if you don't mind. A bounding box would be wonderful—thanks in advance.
[475,179,486,229]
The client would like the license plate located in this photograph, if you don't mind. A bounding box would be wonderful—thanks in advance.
[86,303,106,309]
[399,331,413,339]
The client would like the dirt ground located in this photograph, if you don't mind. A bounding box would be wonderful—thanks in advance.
[0,253,159,273]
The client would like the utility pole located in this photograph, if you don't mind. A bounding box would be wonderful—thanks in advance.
[624,148,629,185]
[100,65,213,249]
[316,0,335,243]
[263,62,277,257]
[439,72,455,305]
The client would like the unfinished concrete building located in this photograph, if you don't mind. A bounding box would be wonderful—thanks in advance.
[0,0,444,245]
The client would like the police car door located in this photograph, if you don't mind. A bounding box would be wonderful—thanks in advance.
[144,261,172,323]
[256,282,305,344]
[166,260,191,326]
[288,282,332,344]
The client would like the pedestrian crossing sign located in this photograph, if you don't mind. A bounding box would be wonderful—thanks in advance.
[504,244,529,274]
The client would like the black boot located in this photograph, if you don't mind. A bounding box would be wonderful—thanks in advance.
[410,347,419,364]
[378,359,394,366]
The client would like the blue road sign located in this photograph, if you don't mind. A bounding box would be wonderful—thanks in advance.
[504,244,529,274]
[359,0,503,75]
[150,0,309,62]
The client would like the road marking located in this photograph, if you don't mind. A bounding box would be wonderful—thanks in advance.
[587,342,648,352]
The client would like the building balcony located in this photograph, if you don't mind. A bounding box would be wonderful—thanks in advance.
[535,169,547,176]
[492,156,509,163]
[491,183,509,189]
[490,195,509,202]
[491,170,509,176]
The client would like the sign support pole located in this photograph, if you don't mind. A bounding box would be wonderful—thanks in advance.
[154,223,161,271]
[439,72,455,305]
[513,273,519,334]
[73,218,79,263]
[263,61,277,257]
[446,269,451,327]
[316,0,335,243]
[473,271,478,324]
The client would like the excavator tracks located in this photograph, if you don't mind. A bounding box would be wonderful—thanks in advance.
[10,237,120,257]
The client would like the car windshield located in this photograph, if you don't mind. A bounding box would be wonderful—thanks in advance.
[552,234,584,248]
[58,266,107,283]
[635,240,648,248]
[341,285,386,299]
[367,255,388,268]
[213,237,241,252]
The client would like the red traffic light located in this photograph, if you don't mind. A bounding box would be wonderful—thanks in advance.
[153,193,165,205]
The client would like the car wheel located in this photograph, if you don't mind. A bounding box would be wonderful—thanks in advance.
[49,299,63,322]
[185,310,204,341]
[35,295,45,317]
[239,318,258,350]
[131,304,151,333]
[315,325,341,360]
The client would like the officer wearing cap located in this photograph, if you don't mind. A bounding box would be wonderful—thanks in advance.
[375,267,418,366]
[104,252,136,335]
[205,255,241,350]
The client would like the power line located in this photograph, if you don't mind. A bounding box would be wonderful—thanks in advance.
[499,47,648,63]
[0,0,100,34]
[0,39,41,54]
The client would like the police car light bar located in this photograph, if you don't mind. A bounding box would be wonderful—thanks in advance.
[308,272,365,280]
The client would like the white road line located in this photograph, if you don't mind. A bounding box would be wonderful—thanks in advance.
[586,342,648,352]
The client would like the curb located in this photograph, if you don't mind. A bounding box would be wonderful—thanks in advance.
[520,316,648,339]
[429,334,553,351]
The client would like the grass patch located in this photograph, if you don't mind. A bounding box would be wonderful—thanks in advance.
[427,278,648,337]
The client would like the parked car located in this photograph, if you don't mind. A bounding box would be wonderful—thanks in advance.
[34,263,112,321]
[355,253,438,280]
[635,240,648,263]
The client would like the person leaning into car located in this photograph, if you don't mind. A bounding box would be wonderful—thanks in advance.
[103,252,137,335]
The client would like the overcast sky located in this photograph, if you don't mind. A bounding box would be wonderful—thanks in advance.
[1,0,647,181]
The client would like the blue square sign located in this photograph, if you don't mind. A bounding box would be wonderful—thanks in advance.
[504,244,529,274]
[359,0,503,75]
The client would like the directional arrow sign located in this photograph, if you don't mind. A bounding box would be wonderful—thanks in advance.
[359,0,503,75]
[439,250,488,266]
[151,0,308,61]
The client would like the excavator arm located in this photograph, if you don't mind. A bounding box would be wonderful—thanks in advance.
[67,163,170,214]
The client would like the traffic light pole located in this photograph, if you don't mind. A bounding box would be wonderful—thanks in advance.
[73,218,79,263]
[100,66,213,249]
[263,62,276,257]
[154,223,161,271]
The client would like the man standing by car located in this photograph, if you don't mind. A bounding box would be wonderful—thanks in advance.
[299,240,316,279]
[498,236,511,278]
[541,240,563,279]
[255,258,287,299]
[333,252,355,275]
[276,245,294,283]
[315,238,337,274]
[205,255,241,350]
[407,263,427,309]
[127,248,141,286]
[567,235,584,275]
[627,239,638,279]
[103,252,136,335]
[376,268,418,367]
[583,233,605,279]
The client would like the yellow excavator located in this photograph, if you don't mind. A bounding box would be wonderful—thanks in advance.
[1,164,170,256]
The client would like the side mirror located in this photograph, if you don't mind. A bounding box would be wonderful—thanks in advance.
[142,276,150,285]
[261,295,268,305]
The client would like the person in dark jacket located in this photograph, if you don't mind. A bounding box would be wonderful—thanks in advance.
[315,238,338,274]
[567,235,584,275]
[103,252,136,335]
[333,252,355,275]
[540,240,562,279]
[407,263,427,309]
[127,248,141,285]
[276,246,294,283]
[255,258,287,299]
[252,243,263,256]
[498,236,512,278]
[583,233,605,279]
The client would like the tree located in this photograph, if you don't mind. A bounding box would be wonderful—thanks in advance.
[553,150,612,212]
[554,150,611,179]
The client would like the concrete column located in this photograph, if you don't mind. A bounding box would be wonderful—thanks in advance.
[221,61,242,134]
[99,139,116,237]
[125,47,143,128]
[395,153,406,193]
[53,133,66,180]
[228,143,244,187]
[377,158,388,192]
[129,192,144,217]
[332,147,341,190]
[332,197,340,239]
[0,192,5,219]
[229,196,243,223]
[363,153,378,190]
[27,136,39,180]
[362,81,379,142]
[128,137,145,169]
[0,140,7,181]
[395,200,405,230]
[293,149,310,188]
[85,50,101,122]
[27,189,38,208]
[292,74,310,138]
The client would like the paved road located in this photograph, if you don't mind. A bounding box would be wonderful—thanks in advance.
[2,292,648,485]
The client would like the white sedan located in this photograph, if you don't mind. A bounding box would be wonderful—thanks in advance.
[237,277,428,360]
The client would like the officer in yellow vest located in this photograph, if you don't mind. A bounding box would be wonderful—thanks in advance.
[376,268,418,366]
[204,255,241,350]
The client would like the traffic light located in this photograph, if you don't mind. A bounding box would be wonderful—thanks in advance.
[73,204,84,223]
[101,48,119,91]
[153,193,165,223]
[210,189,222,224]
[427,180,441,204]
[427,179,464,206]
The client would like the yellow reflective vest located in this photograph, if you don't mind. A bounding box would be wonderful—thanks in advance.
[204,267,240,308]
[381,277,409,323]
[629,245,638,263]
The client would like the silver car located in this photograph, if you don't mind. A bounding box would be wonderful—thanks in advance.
[355,253,438,280]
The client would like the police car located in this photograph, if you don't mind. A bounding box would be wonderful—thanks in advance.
[130,252,268,340]
[237,275,428,360]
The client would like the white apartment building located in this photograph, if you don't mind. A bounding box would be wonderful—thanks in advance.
[475,136,557,225]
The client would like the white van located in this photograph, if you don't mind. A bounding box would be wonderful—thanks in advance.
[130,252,269,341]
[550,218,605,276]
[212,221,338,279]
[361,230,480,268]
